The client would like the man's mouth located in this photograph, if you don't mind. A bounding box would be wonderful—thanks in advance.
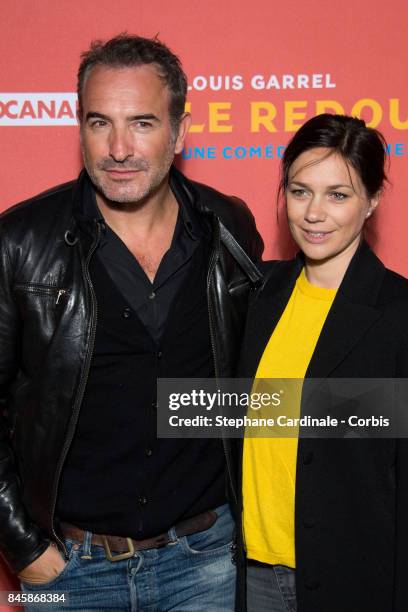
[105,168,142,177]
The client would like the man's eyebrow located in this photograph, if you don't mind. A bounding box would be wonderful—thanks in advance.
[129,113,160,122]
[85,112,161,122]
[85,112,110,122]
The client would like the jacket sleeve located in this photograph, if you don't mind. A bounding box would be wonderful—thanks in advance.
[393,327,408,610]
[0,223,49,573]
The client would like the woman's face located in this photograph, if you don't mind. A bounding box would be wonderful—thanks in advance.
[286,147,379,266]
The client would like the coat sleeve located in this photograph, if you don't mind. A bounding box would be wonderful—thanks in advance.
[0,222,49,573]
[393,326,408,610]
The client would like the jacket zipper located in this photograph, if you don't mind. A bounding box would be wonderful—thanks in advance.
[55,289,67,305]
[206,219,239,506]
[48,221,101,555]
[14,284,70,306]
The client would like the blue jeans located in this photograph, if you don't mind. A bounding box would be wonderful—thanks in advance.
[21,504,236,611]
[246,560,297,612]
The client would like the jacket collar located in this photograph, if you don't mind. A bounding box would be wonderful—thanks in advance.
[70,169,99,240]
[169,166,213,239]
[169,166,209,239]
[241,241,385,379]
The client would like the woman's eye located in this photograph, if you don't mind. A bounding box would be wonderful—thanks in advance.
[290,189,308,198]
[330,192,348,201]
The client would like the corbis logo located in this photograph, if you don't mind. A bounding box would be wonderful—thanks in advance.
[0,93,78,125]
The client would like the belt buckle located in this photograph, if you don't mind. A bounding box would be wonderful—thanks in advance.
[102,536,135,562]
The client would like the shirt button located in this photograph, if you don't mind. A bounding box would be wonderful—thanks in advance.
[139,496,148,506]
[122,308,132,319]
[145,448,153,457]
[157,351,163,359]
[148,291,156,300]
[151,401,157,409]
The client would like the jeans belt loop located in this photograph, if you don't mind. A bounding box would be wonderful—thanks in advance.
[167,526,178,544]
[81,530,93,559]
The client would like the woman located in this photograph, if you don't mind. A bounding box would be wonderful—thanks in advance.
[233,114,408,612]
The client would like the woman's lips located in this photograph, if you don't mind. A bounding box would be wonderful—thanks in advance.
[301,229,334,243]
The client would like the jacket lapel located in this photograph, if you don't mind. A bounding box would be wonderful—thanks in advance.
[306,241,385,378]
[237,257,303,378]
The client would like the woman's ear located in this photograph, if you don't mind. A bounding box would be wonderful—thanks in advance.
[366,191,381,218]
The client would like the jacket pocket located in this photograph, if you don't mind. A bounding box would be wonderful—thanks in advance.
[14,283,70,306]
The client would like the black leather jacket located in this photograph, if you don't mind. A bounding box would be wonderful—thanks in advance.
[0,167,263,573]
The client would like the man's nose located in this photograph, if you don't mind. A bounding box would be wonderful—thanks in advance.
[109,127,133,162]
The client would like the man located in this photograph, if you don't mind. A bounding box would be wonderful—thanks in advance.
[0,35,263,610]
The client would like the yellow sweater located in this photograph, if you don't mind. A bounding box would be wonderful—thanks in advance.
[242,269,336,568]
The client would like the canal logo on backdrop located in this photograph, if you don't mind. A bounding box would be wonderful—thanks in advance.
[0,94,77,125]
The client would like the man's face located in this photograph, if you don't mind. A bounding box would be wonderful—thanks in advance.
[79,64,188,206]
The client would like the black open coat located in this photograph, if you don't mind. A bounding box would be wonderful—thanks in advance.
[228,241,408,612]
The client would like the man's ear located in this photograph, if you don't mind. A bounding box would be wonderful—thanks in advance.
[174,112,191,155]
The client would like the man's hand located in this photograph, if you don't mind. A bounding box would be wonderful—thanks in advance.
[17,542,67,585]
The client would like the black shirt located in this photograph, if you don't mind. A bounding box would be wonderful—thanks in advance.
[86,176,203,342]
[57,175,226,538]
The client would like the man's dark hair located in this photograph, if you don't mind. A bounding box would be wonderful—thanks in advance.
[77,34,188,130]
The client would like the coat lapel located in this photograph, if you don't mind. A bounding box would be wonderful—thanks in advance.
[237,257,303,378]
[306,241,385,378]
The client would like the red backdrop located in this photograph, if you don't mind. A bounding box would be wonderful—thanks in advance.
[0,0,407,599]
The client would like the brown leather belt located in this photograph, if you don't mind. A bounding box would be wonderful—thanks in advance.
[60,510,218,562]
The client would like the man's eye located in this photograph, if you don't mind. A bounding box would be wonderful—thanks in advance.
[90,120,107,128]
[136,121,152,128]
